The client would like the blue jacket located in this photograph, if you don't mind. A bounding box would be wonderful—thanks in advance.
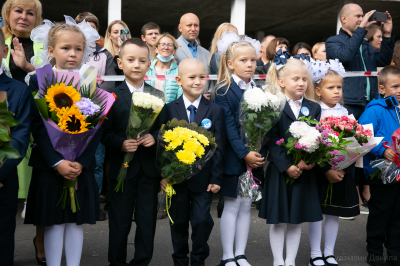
[359,96,400,184]
[0,73,31,190]
[145,59,183,103]
[326,27,395,106]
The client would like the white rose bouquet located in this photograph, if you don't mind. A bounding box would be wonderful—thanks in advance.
[237,86,285,201]
[277,117,350,185]
[115,91,165,192]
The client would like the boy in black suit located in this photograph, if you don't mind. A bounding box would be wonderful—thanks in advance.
[101,38,163,266]
[158,58,226,266]
[0,29,32,265]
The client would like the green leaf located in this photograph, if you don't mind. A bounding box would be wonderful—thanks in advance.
[0,115,21,127]
[341,150,350,156]
[0,125,12,142]
[51,111,59,124]
[0,144,21,161]
[0,100,7,110]
[34,98,49,120]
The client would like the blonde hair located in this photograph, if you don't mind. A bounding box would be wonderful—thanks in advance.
[265,59,315,101]
[216,41,256,93]
[2,0,43,39]
[48,23,86,66]
[312,42,325,60]
[209,22,238,62]
[314,70,344,105]
[104,20,129,57]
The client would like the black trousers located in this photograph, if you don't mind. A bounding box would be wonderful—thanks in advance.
[169,189,214,266]
[108,169,159,266]
[367,184,400,258]
[0,189,18,266]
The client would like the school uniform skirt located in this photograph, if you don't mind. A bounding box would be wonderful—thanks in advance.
[316,172,360,217]
[24,168,100,226]
[258,163,323,224]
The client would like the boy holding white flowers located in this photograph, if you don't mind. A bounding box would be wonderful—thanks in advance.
[101,38,164,266]
[156,57,226,266]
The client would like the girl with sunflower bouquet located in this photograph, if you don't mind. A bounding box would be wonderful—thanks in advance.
[23,17,113,266]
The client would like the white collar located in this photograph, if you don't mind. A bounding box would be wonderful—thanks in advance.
[320,102,342,110]
[126,80,144,93]
[232,74,256,90]
[320,102,348,117]
[0,67,3,76]
[285,94,303,104]
[182,94,202,110]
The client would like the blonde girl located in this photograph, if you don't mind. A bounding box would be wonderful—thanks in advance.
[259,58,322,266]
[214,34,264,266]
[24,19,101,266]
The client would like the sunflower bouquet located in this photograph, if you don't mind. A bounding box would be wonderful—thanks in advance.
[156,119,217,223]
[115,91,165,193]
[33,64,116,213]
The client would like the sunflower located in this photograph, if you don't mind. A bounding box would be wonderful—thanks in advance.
[46,83,81,112]
[57,105,90,134]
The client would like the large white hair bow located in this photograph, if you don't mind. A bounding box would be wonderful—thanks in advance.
[30,15,100,69]
[216,31,261,56]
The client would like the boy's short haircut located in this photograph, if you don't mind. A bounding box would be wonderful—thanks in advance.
[141,22,160,36]
[75,12,99,30]
[119,38,150,59]
[379,65,400,86]
[0,29,4,47]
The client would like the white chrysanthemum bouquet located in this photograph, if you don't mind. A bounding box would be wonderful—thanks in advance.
[115,91,165,192]
[238,86,285,201]
[240,87,285,151]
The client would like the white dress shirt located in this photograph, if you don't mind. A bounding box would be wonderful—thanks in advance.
[126,81,145,93]
[0,67,3,76]
[285,94,303,119]
[182,94,202,122]
[320,102,348,118]
[232,74,256,91]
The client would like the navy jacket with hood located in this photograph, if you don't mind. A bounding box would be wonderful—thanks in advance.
[359,95,400,185]
[326,27,395,106]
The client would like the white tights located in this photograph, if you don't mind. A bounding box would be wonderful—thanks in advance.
[220,196,252,266]
[44,223,84,266]
[269,223,302,266]
[308,215,339,265]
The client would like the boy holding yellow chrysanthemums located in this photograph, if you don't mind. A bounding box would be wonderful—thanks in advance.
[156,57,226,266]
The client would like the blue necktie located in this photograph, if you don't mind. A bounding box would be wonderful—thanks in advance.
[188,105,196,123]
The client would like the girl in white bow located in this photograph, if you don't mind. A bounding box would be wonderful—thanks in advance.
[308,59,360,266]
[24,16,100,266]
[214,31,262,266]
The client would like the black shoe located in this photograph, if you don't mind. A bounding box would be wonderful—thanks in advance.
[217,258,238,266]
[217,202,224,218]
[235,255,248,264]
[323,255,338,266]
[367,254,386,266]
[33,237,46,265]
[99,210,107,221]
[309,257,326,266]
[387,258,400,266]
[104,200,110,211]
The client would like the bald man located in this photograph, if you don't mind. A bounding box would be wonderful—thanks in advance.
[175,13,211,97]
[154,57,226,266]
[325,3,394,119]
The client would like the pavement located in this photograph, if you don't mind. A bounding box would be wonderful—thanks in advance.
[14,196,370,266]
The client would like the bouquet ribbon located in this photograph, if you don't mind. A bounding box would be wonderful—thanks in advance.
[383,142,400,182]
[165,183,176,224]
[246,166,261,188]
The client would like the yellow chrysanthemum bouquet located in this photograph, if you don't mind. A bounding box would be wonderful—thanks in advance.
[33,64,116,213]
[156,119,217,222]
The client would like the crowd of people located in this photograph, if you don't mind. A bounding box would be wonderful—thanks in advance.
[0,0,400,266]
